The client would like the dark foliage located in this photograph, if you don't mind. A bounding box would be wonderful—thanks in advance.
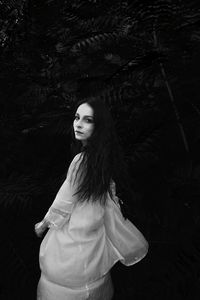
[0,0,200,299]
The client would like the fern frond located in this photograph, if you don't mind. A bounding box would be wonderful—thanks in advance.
[0,0,25,10]
[0,171,64,209]
[130,1,200,35]
[19,84,53,107]
[71,31,120,53]
[76,15,121,32]
[68,0,115,17]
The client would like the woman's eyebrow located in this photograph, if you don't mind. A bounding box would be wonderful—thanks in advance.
[75,113,93,118]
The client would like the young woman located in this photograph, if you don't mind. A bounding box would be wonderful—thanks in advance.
[35,99,148,300]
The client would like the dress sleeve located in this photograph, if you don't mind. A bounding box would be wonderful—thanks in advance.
[44,153,83,229]
[105,180,149,266]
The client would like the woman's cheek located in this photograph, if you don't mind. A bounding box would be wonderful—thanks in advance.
[90,125,94,134]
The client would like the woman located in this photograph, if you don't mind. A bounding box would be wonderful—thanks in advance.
[35,99,148,300]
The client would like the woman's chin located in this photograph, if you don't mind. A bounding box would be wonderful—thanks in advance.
[75,136,85,142]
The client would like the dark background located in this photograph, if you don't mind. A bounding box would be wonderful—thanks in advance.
[0,0,200,299]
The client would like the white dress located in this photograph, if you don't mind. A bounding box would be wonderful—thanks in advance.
[37,153,148,300]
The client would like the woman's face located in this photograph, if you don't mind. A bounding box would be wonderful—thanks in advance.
[73,103,94,145]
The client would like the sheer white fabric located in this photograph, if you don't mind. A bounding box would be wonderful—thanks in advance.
[37,272,113,300]
[37,153,148,300]
[105,181,148,266]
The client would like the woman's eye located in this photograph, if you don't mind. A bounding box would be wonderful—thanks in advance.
[86,118,93,123]
[74,116,93,123]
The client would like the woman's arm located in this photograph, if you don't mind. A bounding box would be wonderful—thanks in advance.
[34,153,83,236]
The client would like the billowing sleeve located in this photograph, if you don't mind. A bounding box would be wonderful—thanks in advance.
[44,153,83,229]
[105,181,149,266]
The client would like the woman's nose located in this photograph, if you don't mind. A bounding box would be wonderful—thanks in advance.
[76,120,83,128]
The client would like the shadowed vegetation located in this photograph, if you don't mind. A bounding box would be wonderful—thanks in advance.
[0,0,200,299]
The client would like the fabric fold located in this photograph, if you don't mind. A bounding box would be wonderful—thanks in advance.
[104,181,148,266]
[44,153,83,229]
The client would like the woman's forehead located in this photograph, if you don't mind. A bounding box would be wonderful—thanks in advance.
[76,103,94,116]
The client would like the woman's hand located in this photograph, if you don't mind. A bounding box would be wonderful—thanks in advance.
[34,219,49,237]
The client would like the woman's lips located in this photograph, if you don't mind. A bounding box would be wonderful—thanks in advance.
[75,131,83,134]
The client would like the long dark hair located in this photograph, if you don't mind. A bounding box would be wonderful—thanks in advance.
[70,98,133,208]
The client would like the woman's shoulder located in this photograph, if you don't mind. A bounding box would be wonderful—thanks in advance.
[66,152,84,182]
[68,152,84,173]
[71,152,84,165]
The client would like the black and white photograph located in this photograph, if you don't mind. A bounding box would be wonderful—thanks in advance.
[0,1,200,299]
